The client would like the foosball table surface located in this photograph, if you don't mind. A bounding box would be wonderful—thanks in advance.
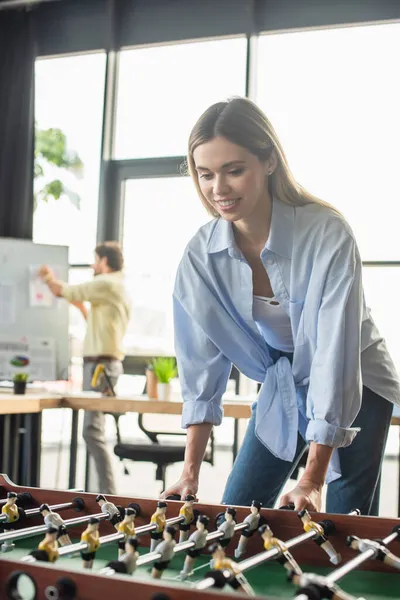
[0,474,399,600]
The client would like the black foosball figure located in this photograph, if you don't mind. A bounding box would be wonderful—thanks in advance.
[151,526,177,579]
[180,515,210,580]
[207,543,255,596]
[105,537,139,576]
[96,494,122,529]
[40,503,72,546]
[235,500,262,558]
[217,507,236,548]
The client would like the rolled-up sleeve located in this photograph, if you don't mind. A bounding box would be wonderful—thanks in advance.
[174,296,232,428]
[60,279,110,304]
[306,237,363,448]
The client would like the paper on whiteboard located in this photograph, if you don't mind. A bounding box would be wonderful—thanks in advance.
[0,283,16,326]
[29,265,60,307]
[0,335,56,381]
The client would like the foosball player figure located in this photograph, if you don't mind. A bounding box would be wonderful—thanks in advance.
[218,507,237,548]
[151,526,177,579]
[347,534,400,570]
[259,524,302,576]
[116,507,136,557]
[180,515,210,580]
[105,537,139,576]
[30,526,59,563]
[96,494,122,530]
[150,501,167,552]
[178,494,196,543]
[207,543,254,596]
[298,509,341,565]
[235,500,262,559]
[39,504,72,546]
[1,492,20,552]
[80,517,101,569]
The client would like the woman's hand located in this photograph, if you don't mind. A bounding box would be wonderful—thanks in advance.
[160,475,199,501]
[279,478,322,512]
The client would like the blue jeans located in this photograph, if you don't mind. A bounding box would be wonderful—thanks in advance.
[222,385,393,515]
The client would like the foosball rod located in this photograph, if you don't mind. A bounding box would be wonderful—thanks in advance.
[326,527,400,585]
[0,498,84,524]
[135,519,251,568]
[30,515,187,561]
[0,513,108,545]
[197,509,360,591]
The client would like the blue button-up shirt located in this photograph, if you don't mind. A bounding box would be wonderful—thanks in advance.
[173,198,400,482]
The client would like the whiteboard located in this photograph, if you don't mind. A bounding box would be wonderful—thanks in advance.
[0,238,69,380]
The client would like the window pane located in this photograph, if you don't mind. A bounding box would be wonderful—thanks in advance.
[122,177,211,354]
[68,267,93,359]
[362,266,400,373]
[256,24,400,261]
[115,37,247,159]
[34,53,106,264]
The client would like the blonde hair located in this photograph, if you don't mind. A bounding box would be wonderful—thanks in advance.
[187,97,339,217]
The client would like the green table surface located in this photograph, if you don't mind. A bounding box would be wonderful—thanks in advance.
[2,535,400,600]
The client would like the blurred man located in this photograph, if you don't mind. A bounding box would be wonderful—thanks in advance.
[39,241,131,494]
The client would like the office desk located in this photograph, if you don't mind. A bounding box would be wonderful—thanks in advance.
[0,393,61,486]
[60,393,253,489]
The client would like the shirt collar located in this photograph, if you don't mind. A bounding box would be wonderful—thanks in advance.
[206,197,295,259]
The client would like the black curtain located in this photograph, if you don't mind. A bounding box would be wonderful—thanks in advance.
[0,10,36,239]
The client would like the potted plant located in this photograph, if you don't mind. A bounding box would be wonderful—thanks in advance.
[13,373,29,395]
[152,357,177,401]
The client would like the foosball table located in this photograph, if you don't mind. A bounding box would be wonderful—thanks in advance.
[0,473,399,600]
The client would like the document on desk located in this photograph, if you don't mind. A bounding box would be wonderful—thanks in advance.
[0,282,16,326]
[0,335,56,381]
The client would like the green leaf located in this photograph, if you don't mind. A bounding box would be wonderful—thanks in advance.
[152,357,178,383]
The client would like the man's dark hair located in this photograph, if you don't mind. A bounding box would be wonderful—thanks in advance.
[95,241,124,271]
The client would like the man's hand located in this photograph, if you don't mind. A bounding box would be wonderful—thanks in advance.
[279,478,323,512]
[38,265,54,281]
[160,474,199,501]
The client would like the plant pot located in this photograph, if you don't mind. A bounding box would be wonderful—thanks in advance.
[157,382,171,401]
[146,369,158,399]
[13,381,27,395]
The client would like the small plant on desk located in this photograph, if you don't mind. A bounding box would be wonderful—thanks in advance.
[152,357,177,401]
[13,373,29,395]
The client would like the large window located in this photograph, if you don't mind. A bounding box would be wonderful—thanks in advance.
[122,176,211,355]
[114,37,247,159]
[256,23,400,261]
[34,52,106,264]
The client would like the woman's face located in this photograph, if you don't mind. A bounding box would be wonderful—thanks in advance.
[193,136,272,222]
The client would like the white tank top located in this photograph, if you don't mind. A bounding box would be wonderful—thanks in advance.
[253,295,294,353]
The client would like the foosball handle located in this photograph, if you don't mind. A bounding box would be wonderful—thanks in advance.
[166,495,181,501]
[279,503,295,511]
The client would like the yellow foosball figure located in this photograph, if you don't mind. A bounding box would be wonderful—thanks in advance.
[208,543,255,596]
[298,509,341,565]
[29,526,59,563]
[1,492,21,552]
[179,494,196,543]
[150,501,167,552]
[259,524,302,576]
[80,517,101,569]
[116,508,136,557]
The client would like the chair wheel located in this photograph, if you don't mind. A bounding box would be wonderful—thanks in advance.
[128,502,141,517]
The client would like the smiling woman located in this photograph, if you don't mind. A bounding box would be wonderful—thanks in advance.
[161,97,400,520]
